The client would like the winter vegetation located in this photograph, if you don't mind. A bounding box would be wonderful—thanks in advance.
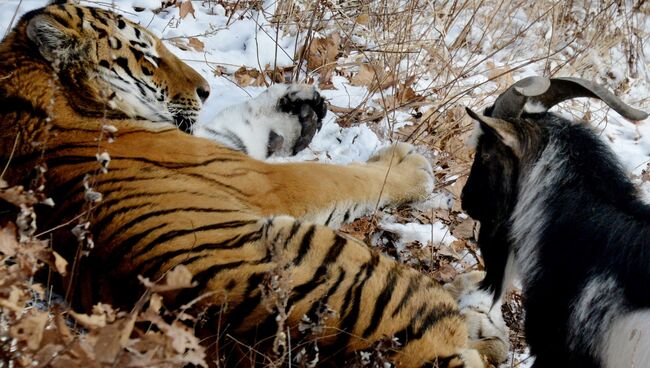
[0,0,648,367]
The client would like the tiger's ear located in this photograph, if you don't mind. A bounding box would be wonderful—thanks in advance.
[466,107,521,156]
[26,13,83,66]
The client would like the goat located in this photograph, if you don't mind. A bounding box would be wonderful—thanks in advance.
[461,76,650,368]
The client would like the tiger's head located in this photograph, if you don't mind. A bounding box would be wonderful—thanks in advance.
[19,3,209,132]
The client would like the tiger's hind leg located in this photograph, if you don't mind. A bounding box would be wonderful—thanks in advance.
[179,215,485,367]
[194,84,326,159]
[445,271,510,366]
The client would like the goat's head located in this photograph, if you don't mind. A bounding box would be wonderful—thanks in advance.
[461,76,649,300]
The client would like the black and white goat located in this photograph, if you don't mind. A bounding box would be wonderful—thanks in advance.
[461,76,650,368]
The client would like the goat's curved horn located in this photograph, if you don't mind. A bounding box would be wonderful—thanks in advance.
[491,76,649,121]
[490,76,551,119]
[530,77,649,121]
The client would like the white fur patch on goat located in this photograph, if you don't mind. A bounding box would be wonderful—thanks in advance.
[523,101,548,114]
[569,275,623,360]
[603,309,650,368]
[510,142,564,288]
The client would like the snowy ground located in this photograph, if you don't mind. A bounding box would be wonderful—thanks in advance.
[2,1,649,367]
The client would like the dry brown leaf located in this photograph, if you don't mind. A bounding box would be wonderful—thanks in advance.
[486,60,515,90]
[436,245,461,260]
[1,286,27,313]
[148,293,163,313]
[54,312,75,344]
[161,264,196,291]
[10,310,49,350]
[52,251,68,276]
[93,322,124,363]
[351,63,375,86]
[212,65,226,77]
[303,33,340,85]
[351,62,398,91]
[91,303,117,323]
[177,0,195,19]
[451,218,476,239]
[449,176,468,212]
[69,310,107,330]
[0,185,39,207]
[0,224,18,257]
[234,67,267,87]
[34,344,65,368]
[339,216,375,241]
[355,13,370,25]
[120,312,137,347]
[140,265,197,293]
[432,262,458,283]
[188,37,204,52]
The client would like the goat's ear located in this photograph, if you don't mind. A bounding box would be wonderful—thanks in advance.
[466,107,521,156]
[26,14,83,66]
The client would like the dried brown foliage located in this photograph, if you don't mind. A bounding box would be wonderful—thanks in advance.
[3,0,648,367]
[0,194,207,368]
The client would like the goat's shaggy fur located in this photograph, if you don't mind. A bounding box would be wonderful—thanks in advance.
[463,108,650,367]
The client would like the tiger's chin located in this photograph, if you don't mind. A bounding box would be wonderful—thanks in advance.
[173,115,197,134]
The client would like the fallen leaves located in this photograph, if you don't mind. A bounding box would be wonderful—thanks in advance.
[177,0,196,19]
[0,211,207,368]
[139,264,197,293]
[168,36,205,52]
[302,33,341,87]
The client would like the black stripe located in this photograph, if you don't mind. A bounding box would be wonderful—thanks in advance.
[393,305,459,345]
[74,6,84,21]
[292,225,316,265]
[137,228,264,277]
[46,155,98,168]
[324,207,335,226]
[87,7,108,26]
[285,220,303,246]
[46,155,251,198]
[102,222,167,267]
[49,173,175,220]
[240,235,347,340]
[129,40,149,49]
[0,95,48,119]
[287,234,347,306]
[304,267,346,322]
[50,13,71,28]
[328,252,380,353]
[125,219,258,261]
[343,209,351,223]
[391,274,420,318]
[93,203,151,235]
[362,265,400,338]
[100,206,239,247]
[340,252,379,325]
[225,273,267,331]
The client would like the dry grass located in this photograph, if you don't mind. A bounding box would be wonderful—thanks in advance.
[1,0,649,367]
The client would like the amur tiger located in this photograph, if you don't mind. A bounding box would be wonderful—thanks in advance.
[0,3,508,367]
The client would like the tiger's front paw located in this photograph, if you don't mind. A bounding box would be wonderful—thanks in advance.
[194,84,326,160]
[276,84,327,155]
[367,143,435,204]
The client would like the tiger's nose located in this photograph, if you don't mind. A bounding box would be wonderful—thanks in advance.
[197,84,210,103]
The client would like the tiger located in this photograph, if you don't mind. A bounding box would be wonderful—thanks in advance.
[0,3,509,367]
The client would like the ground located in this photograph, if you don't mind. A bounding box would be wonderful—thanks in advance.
[1,0,649,367]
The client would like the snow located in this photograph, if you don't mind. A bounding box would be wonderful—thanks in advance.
[2,1,649,367]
